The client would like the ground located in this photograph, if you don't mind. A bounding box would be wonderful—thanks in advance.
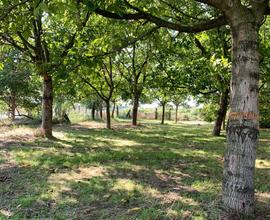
[0,120,269,219]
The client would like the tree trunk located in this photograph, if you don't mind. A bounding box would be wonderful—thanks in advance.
[91,106,95,120]
[96,110,99,119]
[116,106,119,118]
[126,109,131,118]
[99,105,103,119]
[132,95,139,126]
[168,108,172,121]
[213,89,229,136]
[161,103,165,125]
[175,105,179,123]
[41,73,53,138]
[111,101,116,119]
[10,90,16,121]
[222,15,260,218]
[222,114,226,130]
[105,101,111,129]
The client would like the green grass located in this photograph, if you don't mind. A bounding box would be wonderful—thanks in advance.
[0,120,269,219]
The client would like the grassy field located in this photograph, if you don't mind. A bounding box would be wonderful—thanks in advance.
[0,120,269,219]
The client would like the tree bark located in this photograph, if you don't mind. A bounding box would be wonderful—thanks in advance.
[105,100,111,129]
[161,102,165,125]
[213,89,229,136]
[132,94,139,126]
[175,105,179,123]
[41,73,53,138]
[168,108,172,121]
[222,11,261,217]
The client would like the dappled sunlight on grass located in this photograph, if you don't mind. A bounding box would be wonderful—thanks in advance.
[48,166,107,204]
[0,120,269,219]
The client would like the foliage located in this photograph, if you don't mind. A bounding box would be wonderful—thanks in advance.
[259,84,270,128]
[200,103,218,122]
[0,49,41,114]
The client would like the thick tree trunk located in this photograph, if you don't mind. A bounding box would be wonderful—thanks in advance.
[10,90,16,121]
[222,16,260,218]
[91,106,95,120]
[175,105,179,123]
[161,103,165,125]
[213,89,229,136]
[105,101,111,129]
[132,95,139,126]
[155,108,158,120]
[41,73,53,138]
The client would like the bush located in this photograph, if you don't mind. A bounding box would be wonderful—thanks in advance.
[199,103,218,122]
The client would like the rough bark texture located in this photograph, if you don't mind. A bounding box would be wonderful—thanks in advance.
[132,95,139,126]
[161,103,165,125]
[41,73,53,138]
[213,89,229,136]
[105,101,111,129]
[222,6,262,217]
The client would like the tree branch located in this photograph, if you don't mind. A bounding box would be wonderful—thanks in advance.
[194,37,209,56]
[0,0,31,21]
[79,75,108,100]
[85,26,159,59]
[86,1,227,33]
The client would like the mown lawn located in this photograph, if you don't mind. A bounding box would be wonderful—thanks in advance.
[0,120,269,219]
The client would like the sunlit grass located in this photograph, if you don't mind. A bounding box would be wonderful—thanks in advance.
[0,120,269,219]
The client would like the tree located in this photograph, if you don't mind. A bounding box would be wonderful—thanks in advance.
[193,29,231,136]
[171,91,188,123]
[83,0,269,217]
[0,49,40,120]
[118,41,151,126]
[78,56,122,129]
[0,1,90,137]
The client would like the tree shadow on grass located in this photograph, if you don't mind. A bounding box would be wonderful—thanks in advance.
[0,122,269,219]
[44,161,221,219]
[0,160,56,219]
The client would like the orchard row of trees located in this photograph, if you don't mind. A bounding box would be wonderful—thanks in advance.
[1,0,270,218]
